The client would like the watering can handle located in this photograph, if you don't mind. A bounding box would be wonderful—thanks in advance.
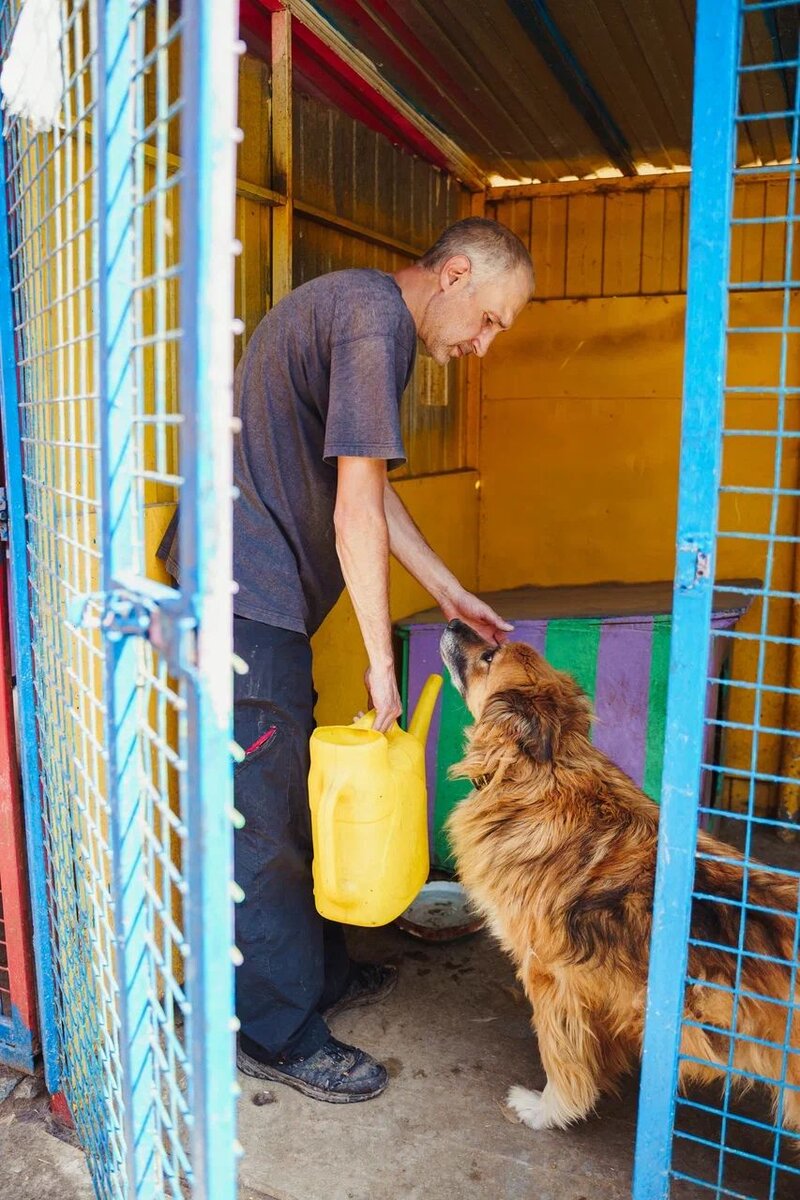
[351,674,442,740]
[317,780,350,908]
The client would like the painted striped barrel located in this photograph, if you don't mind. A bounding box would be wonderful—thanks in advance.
[396,581,753,868]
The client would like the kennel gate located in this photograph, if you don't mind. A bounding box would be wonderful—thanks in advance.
[0,2,239,1196]
[634,1,800,1198]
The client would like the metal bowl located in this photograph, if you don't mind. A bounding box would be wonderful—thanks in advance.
[394,879,485,942]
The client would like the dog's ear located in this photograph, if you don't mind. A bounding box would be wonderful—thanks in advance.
[481,686,561,763]
[481,676,592,764]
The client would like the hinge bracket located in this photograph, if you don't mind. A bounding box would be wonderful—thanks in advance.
[676,539,711,591]
[69,572,196,674]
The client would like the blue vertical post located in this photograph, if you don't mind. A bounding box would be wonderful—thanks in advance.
[632,2,739,1198]
[97,3,157,1193]
[0,155,59,1092]
[178,2,239,1196]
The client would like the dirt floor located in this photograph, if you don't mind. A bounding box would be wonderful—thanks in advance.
[1,827,798,1200]
[236,920,799,1200]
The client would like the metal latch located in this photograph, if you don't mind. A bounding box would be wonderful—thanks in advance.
[69,571,197,674]
[0,488,8,542]
[676,539,711,591]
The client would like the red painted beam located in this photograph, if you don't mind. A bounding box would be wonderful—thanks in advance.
[0,545,38,1042]
[49,1092,74,1127]
[239,0,452,171]
[239,2,425,151]
[293,39,420,148]
[298,25,450,168]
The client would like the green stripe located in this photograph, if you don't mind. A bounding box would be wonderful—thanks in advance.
[433,672,472,869]
[398,629,409,731]
[643,618,672,802]
[544,619,602,705]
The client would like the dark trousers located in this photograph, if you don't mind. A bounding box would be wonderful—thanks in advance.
[233,616,351,1058]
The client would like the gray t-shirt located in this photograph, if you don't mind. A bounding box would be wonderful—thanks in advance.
[161,269,416,636]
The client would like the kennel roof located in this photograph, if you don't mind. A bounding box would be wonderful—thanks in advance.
[249,1,799,187]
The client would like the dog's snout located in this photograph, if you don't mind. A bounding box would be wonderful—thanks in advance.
[447,618,466,633]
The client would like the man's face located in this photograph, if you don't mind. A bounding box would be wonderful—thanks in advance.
[417,256,531,366]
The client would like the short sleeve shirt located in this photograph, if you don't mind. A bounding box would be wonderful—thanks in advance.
[230,269,416,635]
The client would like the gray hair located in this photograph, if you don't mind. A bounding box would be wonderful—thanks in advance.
[418,217,535,292]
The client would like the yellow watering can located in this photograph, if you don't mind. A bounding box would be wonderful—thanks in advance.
[308,675,442,926]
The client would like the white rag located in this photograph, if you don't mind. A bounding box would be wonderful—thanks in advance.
[0,0,63,132]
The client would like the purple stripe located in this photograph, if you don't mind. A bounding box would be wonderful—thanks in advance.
[593,618,654,788]
[512,620,548,655]
[406,629,446,848]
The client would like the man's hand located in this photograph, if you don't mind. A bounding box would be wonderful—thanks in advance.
[441,587,514,644]
[382,486,513,645]
[365,663,403,733]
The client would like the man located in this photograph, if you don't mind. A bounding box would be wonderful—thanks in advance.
[161,216,534,1104]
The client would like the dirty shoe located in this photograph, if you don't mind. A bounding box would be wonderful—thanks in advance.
[238,1033,388,1104]
[323,962,398,1020]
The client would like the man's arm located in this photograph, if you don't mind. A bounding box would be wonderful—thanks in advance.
[334,457,402,732]
[383,482,513,642]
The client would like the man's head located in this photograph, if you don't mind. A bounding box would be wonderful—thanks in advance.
[413,218,534,366]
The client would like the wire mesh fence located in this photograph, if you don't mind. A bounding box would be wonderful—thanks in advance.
[636,3,800,1198]
[0,1,238,1195]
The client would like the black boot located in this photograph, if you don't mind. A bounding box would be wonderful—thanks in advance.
[237,1033,389,1104]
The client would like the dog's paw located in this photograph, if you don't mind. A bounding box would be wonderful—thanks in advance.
[506,1085,553,1130]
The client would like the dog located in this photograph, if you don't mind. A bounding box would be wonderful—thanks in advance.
[440,618,800,1142]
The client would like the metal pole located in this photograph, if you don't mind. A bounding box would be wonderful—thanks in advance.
[632,2,740,1196]
[97,2,158,1192]
[178,1,239,1195]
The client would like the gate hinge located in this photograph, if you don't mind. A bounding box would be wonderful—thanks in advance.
[0,488,8,542]
[676,540,711,591]
[69,573,197,674]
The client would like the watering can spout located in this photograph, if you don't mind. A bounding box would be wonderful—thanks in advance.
[407,674,443,746]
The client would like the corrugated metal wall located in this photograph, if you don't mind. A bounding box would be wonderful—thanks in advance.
[295,94,469,478]
[233,56,470,478]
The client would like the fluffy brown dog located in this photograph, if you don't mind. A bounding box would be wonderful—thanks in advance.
[440,619,800,1141]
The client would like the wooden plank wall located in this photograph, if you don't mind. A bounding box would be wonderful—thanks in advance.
[484,175,800,814]
[486,177,795,300]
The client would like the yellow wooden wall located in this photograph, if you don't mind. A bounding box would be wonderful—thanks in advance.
[484,177,800,814]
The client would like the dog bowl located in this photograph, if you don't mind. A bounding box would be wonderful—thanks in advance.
[394,879,484,942]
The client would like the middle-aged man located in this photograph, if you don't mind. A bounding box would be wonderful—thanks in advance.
[159,216,535,1105]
